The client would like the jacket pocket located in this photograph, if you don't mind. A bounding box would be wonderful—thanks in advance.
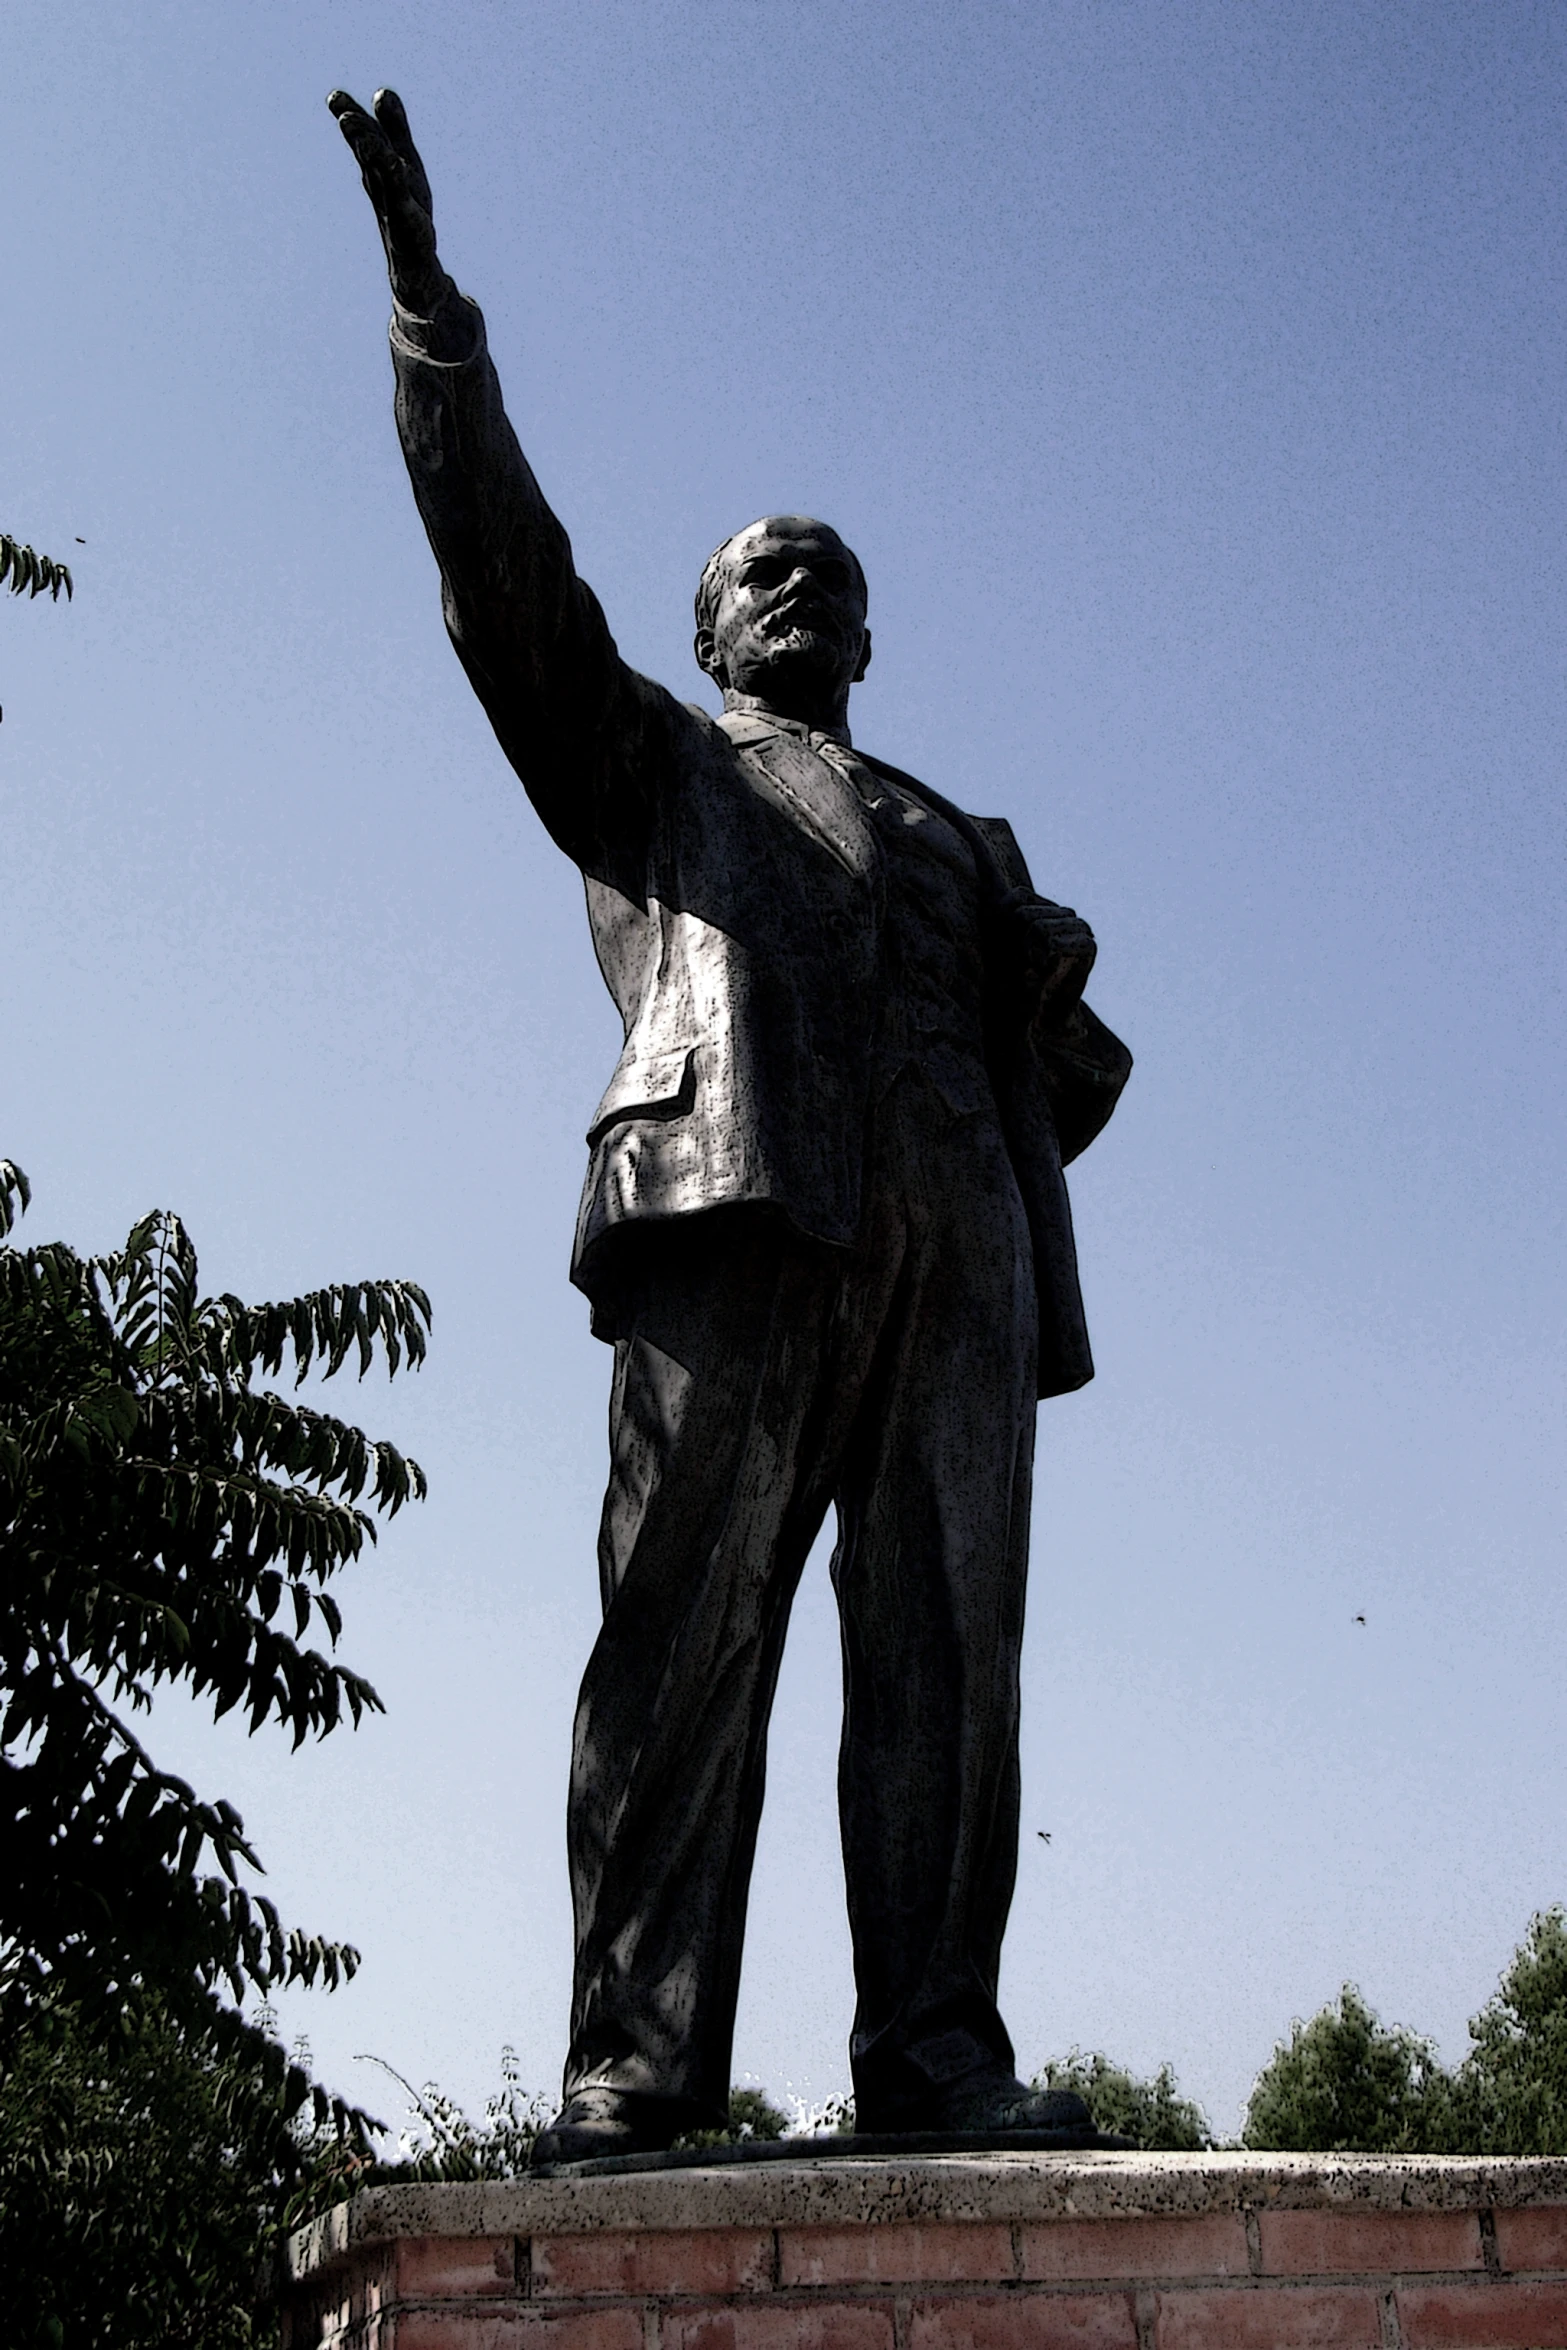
[585,1046,697,1147]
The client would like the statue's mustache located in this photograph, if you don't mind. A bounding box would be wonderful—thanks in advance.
[757,602,843,641]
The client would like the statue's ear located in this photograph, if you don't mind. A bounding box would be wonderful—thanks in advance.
[694,627,724,685]
[852,628,873,685]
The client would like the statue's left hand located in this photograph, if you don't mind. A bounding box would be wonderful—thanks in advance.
[327,86,449,316]
[1003,894,1098,1028]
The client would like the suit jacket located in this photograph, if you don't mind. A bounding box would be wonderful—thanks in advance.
[390,301,1131,1396]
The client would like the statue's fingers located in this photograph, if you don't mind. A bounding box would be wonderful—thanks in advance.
[330,96,406,208]
[329,87,388,160]
[374,87,434,219]
[330,92,382,159]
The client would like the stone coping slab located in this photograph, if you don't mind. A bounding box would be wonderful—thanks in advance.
[287,2150,1567,2283]
[532,2125,1126,2178]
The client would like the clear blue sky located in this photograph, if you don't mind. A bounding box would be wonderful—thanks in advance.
[5,0,1565,2138]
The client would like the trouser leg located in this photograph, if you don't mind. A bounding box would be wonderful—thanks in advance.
[563,1093,1038,2130]
[563,1214,838,2124]
[833,1096,1038,2126]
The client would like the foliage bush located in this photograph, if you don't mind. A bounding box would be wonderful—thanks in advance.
[677,2084,793,2148]
[366,2067,796,2172]
[0,1992,361,2350]
[360,2046,552,2179]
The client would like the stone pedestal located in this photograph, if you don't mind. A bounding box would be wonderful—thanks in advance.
[284,2148,1567,2348]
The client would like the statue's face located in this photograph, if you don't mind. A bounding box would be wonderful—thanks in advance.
[697,517,870,713]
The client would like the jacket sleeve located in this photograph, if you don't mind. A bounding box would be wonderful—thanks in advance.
[388,295,682,892]
[1026,999,1133,1166]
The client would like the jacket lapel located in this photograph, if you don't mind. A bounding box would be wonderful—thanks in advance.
[714,710,879,881]
[853,749,1028,904]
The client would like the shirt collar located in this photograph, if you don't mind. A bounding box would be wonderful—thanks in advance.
[721,693,853,749]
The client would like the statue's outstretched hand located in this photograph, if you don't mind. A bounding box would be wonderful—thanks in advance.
[328,87,448,315]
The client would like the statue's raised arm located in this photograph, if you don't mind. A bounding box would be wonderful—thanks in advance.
[328,89,674,887]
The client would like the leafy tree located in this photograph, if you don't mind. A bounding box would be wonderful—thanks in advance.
[1242,1985,1449,2152]
[1445,1909,1567,2154]
[0,532,73,602]
[1034,2051,1214,2149]
[0,1158,428,2103]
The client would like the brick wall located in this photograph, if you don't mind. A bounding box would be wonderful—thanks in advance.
[282,2153,1567,2350]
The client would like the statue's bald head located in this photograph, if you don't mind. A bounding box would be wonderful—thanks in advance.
[693,516,872,731]
[694,516,867,638]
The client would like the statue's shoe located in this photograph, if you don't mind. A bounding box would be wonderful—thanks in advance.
[860,2068,1098,2140]
[530,2087,684,2167]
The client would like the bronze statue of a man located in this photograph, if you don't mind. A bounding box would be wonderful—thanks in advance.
[331,88,1131,2166]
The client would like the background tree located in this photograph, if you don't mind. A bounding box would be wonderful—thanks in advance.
[1034,2052,1214,2149]
[1242,1985,1449,2152]
[1445,1908,1567,2154]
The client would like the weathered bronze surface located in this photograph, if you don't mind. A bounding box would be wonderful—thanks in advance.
[331,88,1131,2166]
